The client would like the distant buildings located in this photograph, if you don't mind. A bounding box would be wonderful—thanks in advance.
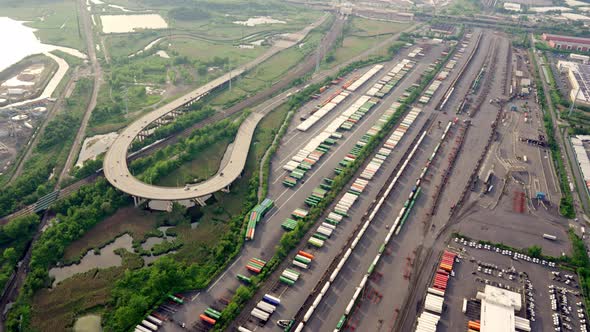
[542,33,590,52]
[503,2,522,12]
[557,61,590,107]
[570,53,590,64]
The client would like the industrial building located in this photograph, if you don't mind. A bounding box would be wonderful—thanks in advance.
[542,33,590,52]
[557,60,590,107]
[570,135,590,195]
[503,2,522,12]
[570,53,590,64]
[476,285,530,332]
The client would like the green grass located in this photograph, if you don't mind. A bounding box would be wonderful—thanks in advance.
[0,0,86,51]
[441,0,482,15]
[168,36,267,65]
[322,18,410,69]
[104,31,167,58]
[350,18,411,37]
[30,250,143,332]
[62,207,159,262]
[209,30,324,107]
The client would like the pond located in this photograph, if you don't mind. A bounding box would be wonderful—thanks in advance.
[49,234,133,286]
[73,314,102,332]
[0,17,86,72]
[100,14,168,33]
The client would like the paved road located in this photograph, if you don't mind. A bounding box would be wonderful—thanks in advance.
[161,41,430,331]
[103,17,327,200]
[57,0,102,187]
[531,39,590,219]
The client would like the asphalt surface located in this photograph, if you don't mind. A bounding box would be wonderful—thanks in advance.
[394,32,578,332]
[103,17,328,200]
[57,0,102,187]
[159,41,443,332]
[295,30,494,332]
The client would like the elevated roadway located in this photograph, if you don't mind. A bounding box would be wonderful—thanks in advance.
[103,16,327,200]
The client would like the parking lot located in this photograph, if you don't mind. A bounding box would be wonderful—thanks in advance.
[432,236,588,332]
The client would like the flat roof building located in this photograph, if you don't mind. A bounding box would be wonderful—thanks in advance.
[503,2,522,11]
[542,33,590,52]
[476,285,526,332]
[570,53,590,64]
[558,60,590,107]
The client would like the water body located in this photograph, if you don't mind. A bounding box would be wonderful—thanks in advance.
[0,17,86,73]
[50,229,178,285]
[73,314,102,332]
[100,14,168,33]
[49,234,133,286]
[142,226,176,251]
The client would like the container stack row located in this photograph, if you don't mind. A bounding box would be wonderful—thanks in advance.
[249,294,281,324]
[413,251,458,331]
[338,97,378,131]
[293,250,314,269]
[345,64,384,92]
[245,198,274,240]
[246,257,267,274]
[419,80,442,104]
[360,106,422,181]
[367,59,414,98]
[407,47,423,58]
[135,314,162,332]
[297,90,350,131]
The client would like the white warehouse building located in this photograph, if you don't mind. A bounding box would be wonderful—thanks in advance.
[476,285,530,332]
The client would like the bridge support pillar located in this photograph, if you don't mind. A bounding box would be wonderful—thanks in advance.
[221,185,230,193]
[194,197,207,207]
[133,196,145,207]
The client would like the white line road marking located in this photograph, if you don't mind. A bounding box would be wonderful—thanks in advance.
[283,131,301,146]
[207,254,241,292]
[272,111,378,211]
[272,170,287,184]
[191,292,200,302]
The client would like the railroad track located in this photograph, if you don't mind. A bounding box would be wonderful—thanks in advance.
[288,114,435,329]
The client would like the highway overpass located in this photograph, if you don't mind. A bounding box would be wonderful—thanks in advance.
[103,16,327,202]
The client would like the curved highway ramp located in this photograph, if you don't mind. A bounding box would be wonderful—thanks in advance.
[104,112,263,200]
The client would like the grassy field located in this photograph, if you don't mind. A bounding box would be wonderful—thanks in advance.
[441,0,482,15]
[103,31,167,58]
[29,101,291,328]
[209,29,324,107]
[168,37,267,66]
[97,0,322,58]
[1,0,86,51]
[62,207,159,262]
[30,250,143,331]
[156,137,232,187]
[323,18,410,69]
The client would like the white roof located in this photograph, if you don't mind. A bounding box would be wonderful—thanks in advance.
[477,285,522,332]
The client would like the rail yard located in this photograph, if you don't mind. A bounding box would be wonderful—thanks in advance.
[2,1,589,331]
[139,26,584,332]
